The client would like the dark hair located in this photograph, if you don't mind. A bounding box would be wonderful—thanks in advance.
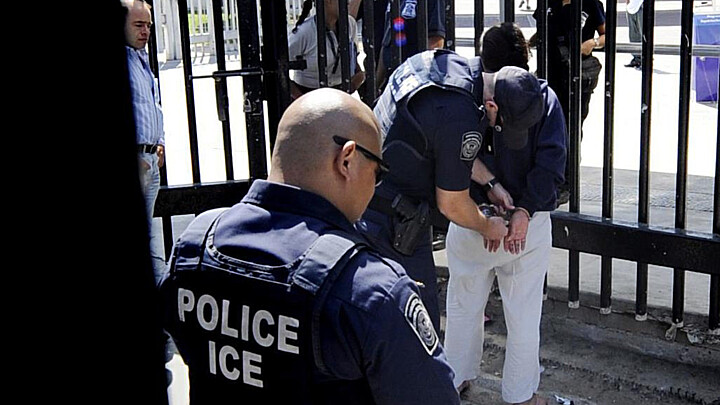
[480,22,530,73]
[292,0,314,33]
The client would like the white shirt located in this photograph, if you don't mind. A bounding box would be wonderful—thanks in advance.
[627,0,643,15]
[288,15,359,88]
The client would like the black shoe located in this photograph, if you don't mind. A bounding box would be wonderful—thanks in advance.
[518,0,525,8]
[556,189,570,207]
[625,59,641,68]
[432,230,446,251]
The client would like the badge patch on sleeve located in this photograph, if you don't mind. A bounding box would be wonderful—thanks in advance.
[404,293,439,355]
[460,131,482,161]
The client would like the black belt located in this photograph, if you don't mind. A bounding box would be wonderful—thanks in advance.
[368,193,422,218]
[368,194,399,216]
[138,144,158,154]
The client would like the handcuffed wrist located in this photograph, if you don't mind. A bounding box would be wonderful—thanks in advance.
[515,207,531,220]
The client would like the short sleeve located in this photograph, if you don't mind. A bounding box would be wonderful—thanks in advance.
[408,88,485,192]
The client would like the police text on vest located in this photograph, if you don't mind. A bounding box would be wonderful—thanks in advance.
[178,288,301,387]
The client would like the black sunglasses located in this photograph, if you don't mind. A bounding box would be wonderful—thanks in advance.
[333,135,390,185]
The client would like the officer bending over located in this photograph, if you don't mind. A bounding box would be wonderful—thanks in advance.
[160,88,460,404]
[360,49,544,333]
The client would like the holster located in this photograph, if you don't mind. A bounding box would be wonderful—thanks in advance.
[390,195,430,256]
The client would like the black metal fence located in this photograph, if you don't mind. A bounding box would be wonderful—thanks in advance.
[147,0,720,331]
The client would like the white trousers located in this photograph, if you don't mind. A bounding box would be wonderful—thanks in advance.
[444,211,551,403]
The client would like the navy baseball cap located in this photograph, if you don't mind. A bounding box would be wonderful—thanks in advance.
[493,66,544,149]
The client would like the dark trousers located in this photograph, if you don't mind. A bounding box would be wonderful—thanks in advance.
[628,5,643,63]
[359,207,441,333]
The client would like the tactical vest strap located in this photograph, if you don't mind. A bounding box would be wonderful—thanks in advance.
[293,231,367,375]
[170,207,229,271]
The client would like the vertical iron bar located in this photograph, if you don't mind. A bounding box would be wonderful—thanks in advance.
[568,0,581,213]
[672,0,695,327]
[176,0,202,183]
[417,0,428,51]
[712,93,720,330]
[600,0,617,314]
[711,275,720,330]
[569,251,580,308]
[210,0,234,181]
[474,0,484,56]
[445,0,455,51]
[536,0,547,79]
[567,0,582,307]
[337,0,352,92]
[361,0,377,104]
[390,0,402,71]
[236,0,268,180]
[636,0,655,321]
[261,0,292,143]
[503,0,514,23]
[316,0,329,87]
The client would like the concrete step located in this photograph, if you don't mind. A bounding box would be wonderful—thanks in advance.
[436,273,720,405]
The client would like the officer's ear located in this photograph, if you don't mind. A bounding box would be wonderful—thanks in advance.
[334,140,357,180]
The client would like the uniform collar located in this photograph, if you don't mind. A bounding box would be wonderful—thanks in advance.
[242,180,357,233]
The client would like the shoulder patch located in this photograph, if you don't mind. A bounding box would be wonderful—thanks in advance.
[460,131,482,161]
[404,293,439,355]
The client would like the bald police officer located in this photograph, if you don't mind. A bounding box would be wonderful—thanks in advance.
[160,88,460,404]
[359,49,545,333]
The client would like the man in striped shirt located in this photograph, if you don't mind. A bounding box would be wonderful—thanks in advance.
[123,0,166,284]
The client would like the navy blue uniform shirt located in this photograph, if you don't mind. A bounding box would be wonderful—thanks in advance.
[470,81,567,214]
[380,0,447,69]
[534,0,606,89]
[379,86,484,205]
[212,180,460,405]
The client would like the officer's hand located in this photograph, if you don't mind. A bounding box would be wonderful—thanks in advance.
[503,210,530,255]
[487,183,515,213]
[482,216,508,246]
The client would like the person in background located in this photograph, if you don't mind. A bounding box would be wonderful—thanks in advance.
[625,0,643,69]
[375,0,447,92]
[121,0,176,383]
[532,0,605,205]
[288,0,365,100]
[122,0,167,283]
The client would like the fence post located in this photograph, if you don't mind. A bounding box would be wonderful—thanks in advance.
[600,0,617,315]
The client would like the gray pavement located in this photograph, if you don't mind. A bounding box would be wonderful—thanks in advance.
[154,1,719,402]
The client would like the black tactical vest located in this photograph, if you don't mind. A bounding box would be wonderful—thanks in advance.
[162,208,375,404]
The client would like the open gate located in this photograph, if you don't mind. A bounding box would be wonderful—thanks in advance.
[144,0,719,332]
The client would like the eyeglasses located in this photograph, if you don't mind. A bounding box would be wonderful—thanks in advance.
[333,135,390,185]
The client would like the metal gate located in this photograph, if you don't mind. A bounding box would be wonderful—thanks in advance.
[145,0,720,332]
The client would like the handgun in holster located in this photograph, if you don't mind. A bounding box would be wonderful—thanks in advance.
[391,194,430,256]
